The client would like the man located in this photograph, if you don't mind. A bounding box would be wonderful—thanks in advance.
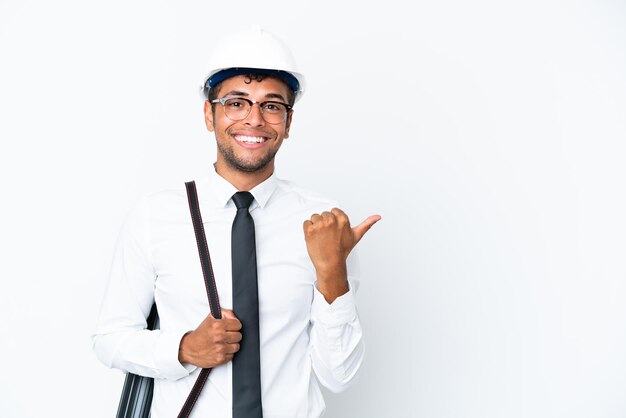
[93,25,380,418]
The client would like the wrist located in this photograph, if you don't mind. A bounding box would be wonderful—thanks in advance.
[314,260,347,279]
[178,331,193,364]
[315,265,349,304]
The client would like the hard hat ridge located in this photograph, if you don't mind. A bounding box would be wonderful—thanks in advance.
[200,25,306,102]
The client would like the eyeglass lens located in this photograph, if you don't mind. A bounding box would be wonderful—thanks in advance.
[222,98,288,124]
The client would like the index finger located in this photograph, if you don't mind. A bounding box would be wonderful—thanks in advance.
[223,317,242,331]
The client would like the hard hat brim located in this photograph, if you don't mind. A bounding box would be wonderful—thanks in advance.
[207,67,300,93]
[201,68,305,102]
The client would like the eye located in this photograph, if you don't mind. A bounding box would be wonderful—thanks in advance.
[263,102,285,113]
[225,98,247,109]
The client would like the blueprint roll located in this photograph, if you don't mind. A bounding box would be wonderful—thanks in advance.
[116,304,158,418]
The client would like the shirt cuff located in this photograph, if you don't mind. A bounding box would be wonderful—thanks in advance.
[311,281,358,327]
[155,330,197,380]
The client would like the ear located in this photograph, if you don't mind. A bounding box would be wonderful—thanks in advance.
[204,100,215,132]
[284,110,293,139]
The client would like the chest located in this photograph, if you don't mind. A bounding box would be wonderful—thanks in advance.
[150,209,316,330]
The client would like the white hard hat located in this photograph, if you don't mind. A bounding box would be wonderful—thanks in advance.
[200,25,305,102]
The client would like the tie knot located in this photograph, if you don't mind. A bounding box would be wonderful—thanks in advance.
[232,191,254,209]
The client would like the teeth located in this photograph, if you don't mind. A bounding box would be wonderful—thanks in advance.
[235,135,266,144]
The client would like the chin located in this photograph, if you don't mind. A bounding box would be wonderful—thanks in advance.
[230,157,273,173]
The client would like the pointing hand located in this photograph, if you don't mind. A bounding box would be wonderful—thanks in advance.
[303,208,381,302]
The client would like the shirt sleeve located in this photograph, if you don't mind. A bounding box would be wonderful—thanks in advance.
[309,250,365,393]
[91,198,195,381]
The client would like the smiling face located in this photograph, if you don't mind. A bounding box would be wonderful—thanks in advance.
[204,75,293,187]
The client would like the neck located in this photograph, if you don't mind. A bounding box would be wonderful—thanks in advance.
[214,160,274,191]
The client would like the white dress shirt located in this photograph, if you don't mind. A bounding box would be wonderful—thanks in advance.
[92,168,364,418]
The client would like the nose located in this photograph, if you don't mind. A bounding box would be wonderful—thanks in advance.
[244,103,266,127]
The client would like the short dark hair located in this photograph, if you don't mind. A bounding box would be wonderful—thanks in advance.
[207,73,296,107]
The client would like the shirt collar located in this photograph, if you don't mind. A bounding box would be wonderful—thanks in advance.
[207,165,278,210]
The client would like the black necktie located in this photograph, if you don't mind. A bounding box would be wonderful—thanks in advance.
[231,191,263,418]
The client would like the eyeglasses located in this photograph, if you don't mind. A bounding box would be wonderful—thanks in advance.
[210,97,292,125]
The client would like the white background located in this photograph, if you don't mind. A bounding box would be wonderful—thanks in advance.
[1,1,625,417]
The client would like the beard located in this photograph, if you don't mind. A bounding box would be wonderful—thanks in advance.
[216,139,279,173]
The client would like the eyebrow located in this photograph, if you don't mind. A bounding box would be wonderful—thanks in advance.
[222,90,288,103]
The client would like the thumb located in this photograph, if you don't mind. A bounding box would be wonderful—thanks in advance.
[352,215,382,244]
[220,309,237,320]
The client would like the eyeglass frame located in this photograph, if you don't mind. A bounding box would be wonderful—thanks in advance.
[210,97,293,124]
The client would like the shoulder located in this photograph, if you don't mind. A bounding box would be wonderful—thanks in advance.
[143,185,188,207]
[127,183,191,224]
[273,178,339,212]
